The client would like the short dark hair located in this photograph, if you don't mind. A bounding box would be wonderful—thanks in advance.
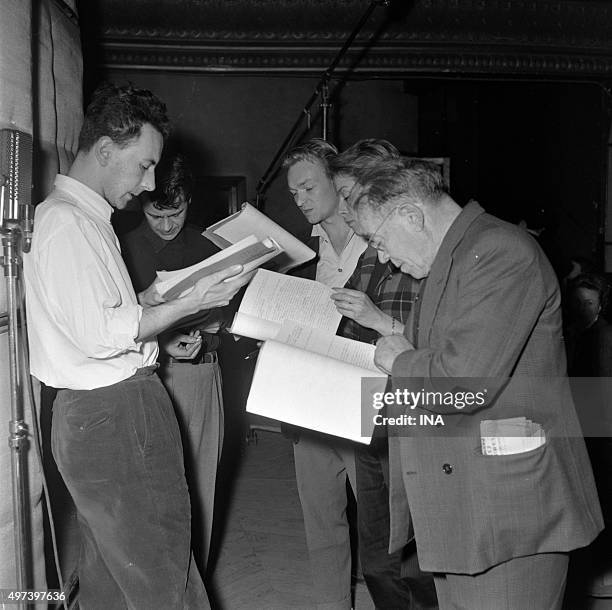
[353,157,447,214]
[329,139,400,179]
[147,153,193,210]
[569,272,610,312]
[78,83,171,152]
[282,138,338,178]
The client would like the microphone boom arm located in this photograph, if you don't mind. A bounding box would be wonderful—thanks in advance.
[254,0,390,207]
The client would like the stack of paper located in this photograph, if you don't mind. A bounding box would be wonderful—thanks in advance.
[480,417,545,455]
[155,234,281,300]
[203,202,315,272]
[231,269,387,444]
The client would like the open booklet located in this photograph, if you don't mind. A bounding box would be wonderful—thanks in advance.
[203,202,316,272]
[155,234,281,300]
[230,269,388,443]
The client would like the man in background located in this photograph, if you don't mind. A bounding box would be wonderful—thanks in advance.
[24,83,251,609]
[120,152,226,577]
[282,138,367,609]
[330,141,437,609]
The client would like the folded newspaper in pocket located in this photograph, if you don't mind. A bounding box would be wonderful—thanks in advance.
[480,417,545,455]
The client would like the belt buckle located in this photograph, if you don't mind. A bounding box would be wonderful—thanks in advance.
[194,350,217,365]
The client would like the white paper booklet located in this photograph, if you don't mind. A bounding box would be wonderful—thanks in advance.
[246,323,387,444]
[203,202,315,272]
[155,234,281,300]
[232,270,387,443]
[229,269,342,341]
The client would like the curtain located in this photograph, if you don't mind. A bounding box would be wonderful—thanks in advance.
[0,0,82,593]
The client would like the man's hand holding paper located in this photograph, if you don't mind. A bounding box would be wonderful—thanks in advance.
[138,279,166,307]
[331,287,389,334]
[181,264,255,310]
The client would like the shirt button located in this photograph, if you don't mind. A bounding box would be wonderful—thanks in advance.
[442,463,453,474]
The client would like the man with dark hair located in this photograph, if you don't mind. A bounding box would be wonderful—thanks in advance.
[77,82,171,151]
[282,138,367,610]
[24,83,251,609]
[329,141,438,609]
[120,152,227,577]
[350,158,603,609]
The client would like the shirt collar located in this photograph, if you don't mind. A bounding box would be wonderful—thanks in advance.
[312,222,356,241]
[54,174,114,224]
[311,223,324,238]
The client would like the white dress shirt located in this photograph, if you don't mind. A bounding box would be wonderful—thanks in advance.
[312,223,367,289]
[24,175,158,390]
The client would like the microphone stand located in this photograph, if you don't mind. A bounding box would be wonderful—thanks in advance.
[2,225,32,610]
[254,0,390,208]
[1,131,35,610]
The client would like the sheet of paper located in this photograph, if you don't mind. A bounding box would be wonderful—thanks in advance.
[231,269,342,338]
[246,340,386,443]
[276,321,379,372]
[230,312,283,342]
[204,202,315,272]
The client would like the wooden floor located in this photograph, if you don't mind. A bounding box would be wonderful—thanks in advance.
[209,428,374,610]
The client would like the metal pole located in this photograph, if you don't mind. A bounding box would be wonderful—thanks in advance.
[320,81,331,141]
[254,0,389,205]
[3,225,31,609]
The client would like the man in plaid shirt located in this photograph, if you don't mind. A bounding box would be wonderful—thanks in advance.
[330,141,438,609]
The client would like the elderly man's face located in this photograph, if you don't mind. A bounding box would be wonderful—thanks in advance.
[355,202,434,279]
[287,159,340,225]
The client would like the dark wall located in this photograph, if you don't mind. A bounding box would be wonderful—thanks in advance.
[413,79,607,276]
[104,70,419,238]
[103,69,607,275]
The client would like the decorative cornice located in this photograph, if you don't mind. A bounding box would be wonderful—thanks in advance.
[86,0,612,77]
[101,43,612,78]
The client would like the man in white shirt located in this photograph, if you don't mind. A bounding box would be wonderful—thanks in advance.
[24,83,251,609]
[282,139,367,610]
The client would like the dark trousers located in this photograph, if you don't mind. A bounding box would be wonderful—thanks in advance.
[355,436,438,609]
[51,368,209,609]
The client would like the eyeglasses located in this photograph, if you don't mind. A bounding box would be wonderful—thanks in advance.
[367,205,402,250]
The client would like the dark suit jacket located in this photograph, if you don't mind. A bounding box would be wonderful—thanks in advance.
[388,201,603,574]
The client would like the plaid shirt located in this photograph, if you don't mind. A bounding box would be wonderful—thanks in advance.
[338,246,421,344]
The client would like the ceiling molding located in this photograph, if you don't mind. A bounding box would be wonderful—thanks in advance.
[101,43,612,78]
[85,0,612,78]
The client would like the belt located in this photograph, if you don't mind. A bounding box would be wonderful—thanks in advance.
[163,350,218,365]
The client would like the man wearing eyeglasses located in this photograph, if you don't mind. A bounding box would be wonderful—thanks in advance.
[349,158,603,609]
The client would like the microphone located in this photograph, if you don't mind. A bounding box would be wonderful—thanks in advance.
[0,129,34,251]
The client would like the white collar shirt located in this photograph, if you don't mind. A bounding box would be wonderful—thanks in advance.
[312,223,367,288]
[24,174,158,390]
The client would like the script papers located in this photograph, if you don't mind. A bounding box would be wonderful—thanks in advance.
[204,202,315,272]
[156,235,280,299]
[231,270,387,443]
